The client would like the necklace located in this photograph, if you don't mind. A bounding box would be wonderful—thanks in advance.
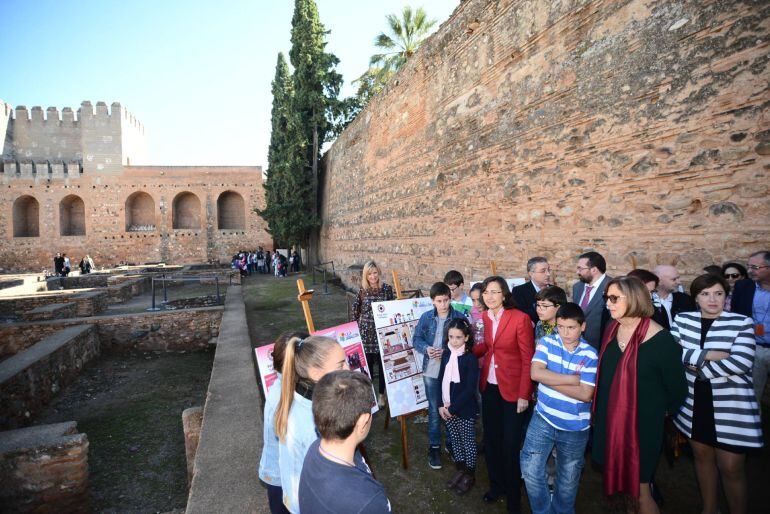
[319,445,355,467]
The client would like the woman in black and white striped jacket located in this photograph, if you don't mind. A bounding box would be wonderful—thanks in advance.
[671,273,762,514]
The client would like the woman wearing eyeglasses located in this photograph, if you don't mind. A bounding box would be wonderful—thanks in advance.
[671,273,762,514]
[721,262,748,312]
[591,276,687,513]
[473,275,535,513]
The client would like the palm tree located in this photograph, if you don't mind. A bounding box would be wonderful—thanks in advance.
[368,6,436,85]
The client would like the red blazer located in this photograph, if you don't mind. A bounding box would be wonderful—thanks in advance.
[472,307,535,402]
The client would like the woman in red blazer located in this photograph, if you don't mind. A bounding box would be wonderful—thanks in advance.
[473,276,535,513]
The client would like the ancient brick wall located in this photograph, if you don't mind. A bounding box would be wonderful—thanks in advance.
[1,100,146,173]
[0,165,272,271]
[0,306,223,359]
[0,422,89,513]
[0,325,100,429]
[318,0,770,291]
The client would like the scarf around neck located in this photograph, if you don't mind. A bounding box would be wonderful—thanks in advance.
[592,317,651,499]
[442,345,465,407]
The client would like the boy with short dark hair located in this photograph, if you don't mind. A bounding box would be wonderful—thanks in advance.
[413,282,467,469]
[521,303,598,514]
[444,270,472,307]
[299,370,390,514]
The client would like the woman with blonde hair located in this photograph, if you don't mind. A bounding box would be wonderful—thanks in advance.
[591,276,687,513]
[275,335,348,513]
[352,260,395,406]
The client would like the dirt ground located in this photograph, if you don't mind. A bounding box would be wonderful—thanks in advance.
[244,271,770,514]
[35,346,214,513]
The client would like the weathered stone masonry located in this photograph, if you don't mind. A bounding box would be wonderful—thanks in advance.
[0,101,273,270]
[318,0,770,290]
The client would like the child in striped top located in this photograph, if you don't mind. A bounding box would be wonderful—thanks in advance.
[521,303,598,514]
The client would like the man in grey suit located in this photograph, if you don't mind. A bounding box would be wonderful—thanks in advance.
[572,251,611,349]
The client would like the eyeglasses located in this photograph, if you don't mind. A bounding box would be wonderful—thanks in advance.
[576,266,592,272]
[533,268,552,274]
[448,285,459,291]
[603,294,627,304]
[747,265,769,271]
[536,302,557,309]
[724,273,741,279]
[482,290,502,295]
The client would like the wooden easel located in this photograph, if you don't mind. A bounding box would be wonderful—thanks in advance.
[297,278,378,472]
[383,270,429,469]
[296,279,315,332]
[490,260,497,275]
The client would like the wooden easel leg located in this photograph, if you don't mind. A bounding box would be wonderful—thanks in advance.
[383,403,390,430]
[400,415,409,469]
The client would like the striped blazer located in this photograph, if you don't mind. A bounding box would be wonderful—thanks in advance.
[671,311,763,448]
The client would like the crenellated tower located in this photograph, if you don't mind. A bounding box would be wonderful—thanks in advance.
[1,99,147,175]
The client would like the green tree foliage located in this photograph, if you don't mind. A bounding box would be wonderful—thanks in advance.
[287,0,343,245]
[355,6,436,106]
[258,0,349,249]
[257,53,295,245]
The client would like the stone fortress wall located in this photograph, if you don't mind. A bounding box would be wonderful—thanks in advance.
[1,100,146,173]
[0,100,272,271]
[318,0,770,291]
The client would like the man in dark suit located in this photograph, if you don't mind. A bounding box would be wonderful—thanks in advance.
[731,250,770,405]
[653,265,696,329]
[511,256,552,325]
[572,251,611,349]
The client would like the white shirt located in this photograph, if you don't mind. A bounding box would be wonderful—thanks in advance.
[580,273,606,305]
[658,292,674,325]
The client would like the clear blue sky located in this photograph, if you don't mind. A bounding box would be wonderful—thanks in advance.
[0,0,458,168]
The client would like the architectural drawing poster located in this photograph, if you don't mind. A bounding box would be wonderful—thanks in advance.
[372,297,435,417]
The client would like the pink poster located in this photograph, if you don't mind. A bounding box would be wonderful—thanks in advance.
[255,343,278,394]
[254,322,378,414]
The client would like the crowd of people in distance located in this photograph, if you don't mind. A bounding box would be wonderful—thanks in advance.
[51,252,95,276]
[232,248,301,278]
[258,249,770,514]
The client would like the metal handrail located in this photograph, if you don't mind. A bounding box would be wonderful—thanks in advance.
[147,274,222,311]
[311,260,336,294]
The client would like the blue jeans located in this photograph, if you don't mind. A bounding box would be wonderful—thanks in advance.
[521,412,589,514]
[423,375,445,448]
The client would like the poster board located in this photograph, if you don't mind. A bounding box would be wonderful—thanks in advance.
[313,321,379,414]
[255,343,280,394]
[371,297,435,417]
[254,322,379,414]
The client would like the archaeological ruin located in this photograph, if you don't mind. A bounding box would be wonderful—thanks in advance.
[0,100,272,271]
[1,0,769,511]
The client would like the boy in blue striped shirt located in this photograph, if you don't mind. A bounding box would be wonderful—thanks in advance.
[521,303,598,514]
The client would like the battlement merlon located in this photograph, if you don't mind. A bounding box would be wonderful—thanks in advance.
[4,100,143,127]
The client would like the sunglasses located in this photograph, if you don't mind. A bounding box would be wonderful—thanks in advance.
[603,294,627,304]
[723,273,741,279]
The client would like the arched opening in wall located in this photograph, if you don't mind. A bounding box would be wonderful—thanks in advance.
[59,195,86,236]
[125,191,155,231]
[13,195,40,237]
[217,191,245,230]
[172,192,201,229]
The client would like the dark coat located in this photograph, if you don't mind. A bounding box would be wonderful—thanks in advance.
[438,350,479,419]
[655,292,697,330]
[511,281,539,325]
[731,279,756,318]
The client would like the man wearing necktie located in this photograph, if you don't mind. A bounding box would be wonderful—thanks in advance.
[572,251,612,349]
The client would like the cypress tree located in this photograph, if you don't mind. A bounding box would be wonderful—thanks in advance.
[287,0,343,251]
[258,53,294,244]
